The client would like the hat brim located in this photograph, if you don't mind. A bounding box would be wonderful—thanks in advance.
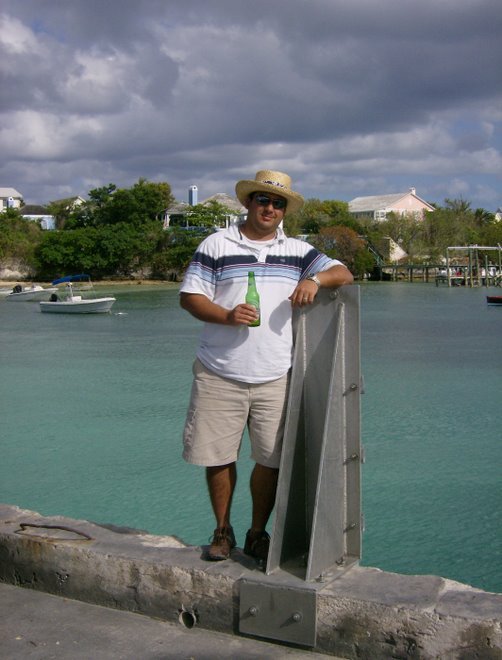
[235,180,304,216]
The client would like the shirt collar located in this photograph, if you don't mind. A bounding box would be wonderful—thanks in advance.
[228,221,286,244]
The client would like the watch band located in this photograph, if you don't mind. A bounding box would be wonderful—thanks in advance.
[306,274,321,287]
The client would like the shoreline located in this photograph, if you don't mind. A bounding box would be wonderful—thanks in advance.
[0,279,179,288]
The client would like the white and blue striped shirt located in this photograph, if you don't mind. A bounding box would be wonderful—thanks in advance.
[180,224,341,383]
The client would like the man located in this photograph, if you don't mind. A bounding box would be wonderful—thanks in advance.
[180,169,353,563]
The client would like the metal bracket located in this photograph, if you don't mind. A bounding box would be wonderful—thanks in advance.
[239,579,317,647]
[238,286,362,648]
[267,286,362,580]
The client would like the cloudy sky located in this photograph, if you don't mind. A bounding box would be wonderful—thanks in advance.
[1,0,501,210]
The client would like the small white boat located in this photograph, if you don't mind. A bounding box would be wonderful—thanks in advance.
[39,274,116,314]
[6,284,58,301]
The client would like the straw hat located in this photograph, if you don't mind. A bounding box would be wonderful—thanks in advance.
[235,170,304,215]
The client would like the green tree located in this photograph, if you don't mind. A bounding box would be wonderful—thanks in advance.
[66,180,173,229]
[180,200,236,229]
[444,197,472,215]
[150,227,203,278]
[65,185,116,229]
[320,199,353,224]
[298,199,331,234]
[478,220,502,246]
[89,184,117,206]
[0,209,43,265]
[377,212,429,260]
[97,179,173,226]
[474,208,495,227]
[34,222,161,279]
[287,198,362,236]
[46,199,74,230]
[312,226,372,277]
[417,199,481,257]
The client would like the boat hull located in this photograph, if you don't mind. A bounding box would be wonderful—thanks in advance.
[7,287,58,301]
[486,296,502,305]
[40,297,116,314]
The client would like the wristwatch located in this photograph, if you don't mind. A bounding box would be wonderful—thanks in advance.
[306,274,321,287]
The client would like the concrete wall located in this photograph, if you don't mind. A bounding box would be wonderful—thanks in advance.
[0,504,500,659]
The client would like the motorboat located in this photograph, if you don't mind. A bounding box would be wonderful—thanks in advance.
[6,284,58,301]
[39,274,116,314]
[486,295,502,306]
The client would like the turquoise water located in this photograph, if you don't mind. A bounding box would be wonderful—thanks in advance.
[0,283,500,593]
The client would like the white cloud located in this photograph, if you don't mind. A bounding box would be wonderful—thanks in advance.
[0,0,500,209]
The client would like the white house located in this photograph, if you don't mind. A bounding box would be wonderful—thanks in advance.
[0,187,23,211]
[201,193,247,229]
[163,193,247,230]
[349,188,435,222]
[50,195,86,209]
[375,236,408,263]
[21,204,55,230]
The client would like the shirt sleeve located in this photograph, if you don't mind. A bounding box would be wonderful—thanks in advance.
[300,245,343,278]
[179,236,218,300]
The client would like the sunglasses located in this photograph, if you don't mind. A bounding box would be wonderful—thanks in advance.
[253,194,287,210]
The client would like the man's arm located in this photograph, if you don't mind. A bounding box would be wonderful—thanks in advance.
[313,264,354,288]
[180,292,259,326]
[289,264,353,307]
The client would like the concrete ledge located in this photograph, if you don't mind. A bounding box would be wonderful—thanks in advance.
[0,504,500,658]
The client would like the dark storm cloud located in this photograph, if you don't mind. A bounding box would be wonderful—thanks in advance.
[1,0,501,208]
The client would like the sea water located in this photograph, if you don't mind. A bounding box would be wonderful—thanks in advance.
[0,282,500,593]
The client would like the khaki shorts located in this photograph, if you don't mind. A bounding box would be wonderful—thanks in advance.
[183,359,290,468]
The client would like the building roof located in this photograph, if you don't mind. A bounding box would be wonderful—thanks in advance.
[349,189,434,213]
[166,194,246,215]
[201,193,246,213]
[165,201,191,214]
[21,205,50,215]
[50,195,86,206]
[0,187,23,199]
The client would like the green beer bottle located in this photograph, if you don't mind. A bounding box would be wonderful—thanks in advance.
[246,271,260,327]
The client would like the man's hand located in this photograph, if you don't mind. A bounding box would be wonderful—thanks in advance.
[228,303,260,325]
[289,279,319,307]
[289,265,354,307]
[180,292,259,326]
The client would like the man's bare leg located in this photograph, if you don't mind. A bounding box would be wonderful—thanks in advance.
[205,463,237,560]
[249,463,279,532]
[206,463,237,528]
[243,463,278,561]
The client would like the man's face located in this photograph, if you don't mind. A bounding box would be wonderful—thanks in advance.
[243,192,287,240]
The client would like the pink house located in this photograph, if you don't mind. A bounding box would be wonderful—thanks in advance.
[349,187,435,221]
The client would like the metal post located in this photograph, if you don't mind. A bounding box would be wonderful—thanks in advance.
[239,286,362,647]
[268,284,361,579]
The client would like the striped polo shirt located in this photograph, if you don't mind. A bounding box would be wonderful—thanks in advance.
[180,223,341,383]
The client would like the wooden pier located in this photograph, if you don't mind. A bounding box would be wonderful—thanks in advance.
[372,245,502,287]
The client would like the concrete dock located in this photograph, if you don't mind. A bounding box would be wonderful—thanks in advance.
[0,581,329,659]
[0,504,501,659]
